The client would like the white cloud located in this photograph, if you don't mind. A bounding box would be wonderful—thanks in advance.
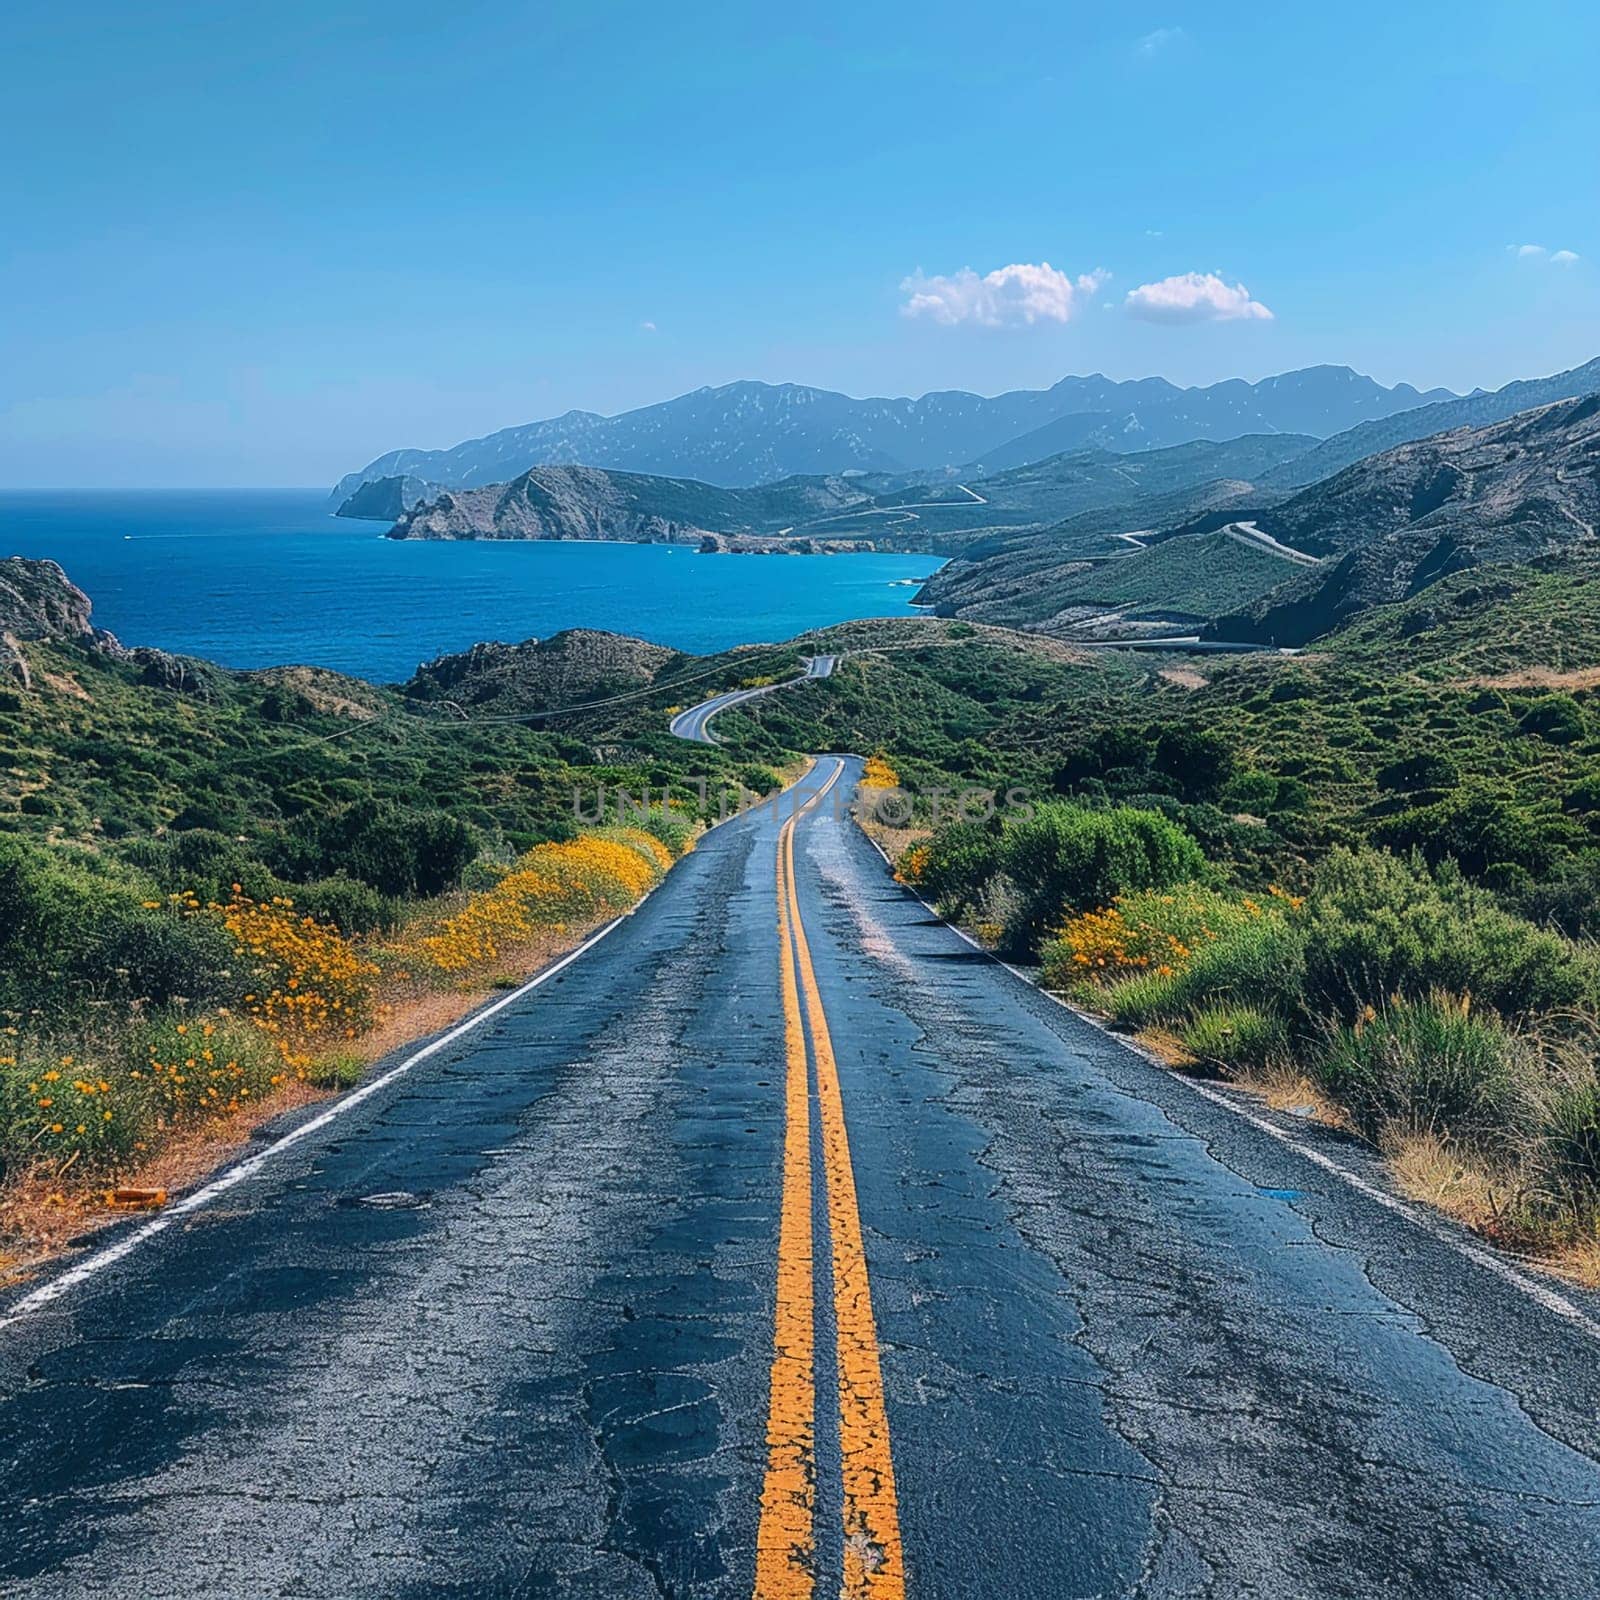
[1511,244,1580,264]
[900,262,1109,328]
[639,319,657,332]
[1136,26,1186,56]
[1124,271,1274,324]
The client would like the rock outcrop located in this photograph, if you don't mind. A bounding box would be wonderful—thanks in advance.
[384,464,877,545]
[403,629,681,713]
[0,555,220,695]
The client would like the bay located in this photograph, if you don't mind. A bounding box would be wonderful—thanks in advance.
[0,489,941,683]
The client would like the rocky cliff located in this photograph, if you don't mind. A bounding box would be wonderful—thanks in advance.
[402,629,682,713]
[1,555,221,695]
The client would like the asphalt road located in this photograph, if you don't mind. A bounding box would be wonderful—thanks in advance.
[5,758,1600,1597]
[669,656,835,744]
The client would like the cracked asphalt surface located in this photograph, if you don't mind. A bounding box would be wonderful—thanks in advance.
[5,756,1600,1597]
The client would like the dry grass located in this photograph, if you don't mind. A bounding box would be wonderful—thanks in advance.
[1158,666,1209,690]
[39,669,90,700]
[1130,1026,1195,1069]
[860,819,929,866]
[1458,665,1600,691]
[1235,1062,1348,1128]
[1385,1130,1600,1288]
[1387,1131,1510,1233]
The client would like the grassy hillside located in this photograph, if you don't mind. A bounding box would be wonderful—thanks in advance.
[1321,552,1600,681]
[914,525,1304,630]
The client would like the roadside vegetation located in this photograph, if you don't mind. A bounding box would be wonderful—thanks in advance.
[730,556,1600,1276]
[0,614,743,1254]
[9,549,1600,1279]
[0,816,690,1238]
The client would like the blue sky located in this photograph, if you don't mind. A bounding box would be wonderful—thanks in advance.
[3,0,1596,486]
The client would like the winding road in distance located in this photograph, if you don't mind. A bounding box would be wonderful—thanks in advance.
[4,734,1600,1592]
[670,654,835,744]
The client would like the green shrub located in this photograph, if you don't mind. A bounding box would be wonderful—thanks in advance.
[1299,847,1597,1023]
[1103,966,1188,1028]
[907,819,1002,914]
[118,828,281,905]
[294,876,402,936]
[1314,994,1522,1150]
[1535,1074,1600,1221]
[1370,787,1567,878]
[998,803,1206,952]
[1219,771,1279,813]
[273,800,478,897]
[1375,751,1460,794]
[1181,1005,1286,1074]
[739,765,782,796]
[1514,855,1600,939]
[1517,694,1587,745]
[0,836,237,1015]
[86,906,240,1008]
[635,807,698,858]
[1103,912,1305,1028]
[1564,776,1600,817]
[1152,727,1234,800]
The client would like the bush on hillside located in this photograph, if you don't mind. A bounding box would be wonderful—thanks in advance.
[1375,751,1460,794]
[1370,787,1570,879]
[0,836,238,1015]
[1314,994,1523,1150]
[293,876,402,936]
[997,803,1206,953]
[901,819,1002,915]
[635,807,697,858]
[1517,694,1587,745]
[273,800,478,898]
[1514,855,1600,940]
[119,828,280,905]
[1181,1005,1287,1075]
[1041,883,1280,990]
[1299,847,1596,1023]
[1104,912,1305,1031]
[1151,726,1234,800]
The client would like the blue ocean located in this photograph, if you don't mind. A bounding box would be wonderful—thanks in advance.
[0,490,941,682]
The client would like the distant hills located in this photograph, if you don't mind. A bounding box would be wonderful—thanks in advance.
[346,353,1600,655]
[386,466,882,546]
[384,432,1320,552]
[333,366,1454,501]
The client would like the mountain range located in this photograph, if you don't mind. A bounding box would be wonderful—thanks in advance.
[333,366,1456,502]
[1260,355,1600,489]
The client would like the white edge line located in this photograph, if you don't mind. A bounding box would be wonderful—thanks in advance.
[0,906,642,1330]
[857,828,1600,1341]
[1,761,844,1332]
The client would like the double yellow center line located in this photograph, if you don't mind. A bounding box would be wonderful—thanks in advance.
[753,762,906,1600]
